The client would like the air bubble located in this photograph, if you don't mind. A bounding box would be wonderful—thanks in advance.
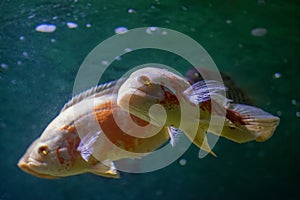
[146,27,158,34]
[181,6,188,11]
[86,23,92,28]
[11,79,16,85]
[276,111,282,116]
[226,19,232,24]
[115,56,122,61]
[101,60,109,66]
[128,8,135,13]
[179,159,187,166]
[161,31,168,35]
[273,72,281,79]
[1,63,8,69]
[35,24,56,33]
[251,27,268,37]
[114,26,128,34]
[19,36,25,41]
[22,52,28,57]
[67,22,78,29]
[291,99,297,105]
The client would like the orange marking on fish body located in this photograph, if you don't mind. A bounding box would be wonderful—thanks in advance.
[56,147,65,164]
[159,86,179,109]
[60,125,68,131]
[67,125,76,133]
[93,101,157,153]
[93,101,138,151]
[201,100,246,125]
[130,114,149,126]
[66,131,81,160]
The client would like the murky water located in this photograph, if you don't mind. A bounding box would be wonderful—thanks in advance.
[0,0,299,199]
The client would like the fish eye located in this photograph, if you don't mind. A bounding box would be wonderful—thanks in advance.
[137,75,151,86]
[38,145,49,156]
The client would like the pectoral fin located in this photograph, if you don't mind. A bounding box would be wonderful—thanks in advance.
[77,131,101,161]
[167,126,184,147]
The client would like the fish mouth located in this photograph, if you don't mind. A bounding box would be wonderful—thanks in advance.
[17,158,58,179]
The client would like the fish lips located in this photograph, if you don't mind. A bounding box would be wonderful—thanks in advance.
[17,158,58,179]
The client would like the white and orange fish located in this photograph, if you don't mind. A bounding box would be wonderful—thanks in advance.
[18,79,170,179]
[117,67,280,156]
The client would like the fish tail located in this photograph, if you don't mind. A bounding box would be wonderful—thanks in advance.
[223,104,280,143]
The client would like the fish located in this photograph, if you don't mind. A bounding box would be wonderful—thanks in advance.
[18,79,170,179]
[117,67,280,156]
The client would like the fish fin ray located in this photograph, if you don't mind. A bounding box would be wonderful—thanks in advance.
[183,80,231,107]
[77,131,101,161]
[60,78,126,112]
[167,126,184,147]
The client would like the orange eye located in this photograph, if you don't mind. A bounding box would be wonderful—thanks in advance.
[38,145,49,156]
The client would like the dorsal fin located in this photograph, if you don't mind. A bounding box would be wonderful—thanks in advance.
[60,78,126,113]
[185,67,252,105]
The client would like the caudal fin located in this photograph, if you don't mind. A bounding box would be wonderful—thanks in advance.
[224,104,280,142]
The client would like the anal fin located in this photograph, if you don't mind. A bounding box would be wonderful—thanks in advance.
[89,160,120,178]
[186,126,217,157]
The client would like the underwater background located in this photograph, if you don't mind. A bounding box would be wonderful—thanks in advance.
[0,0,299,199]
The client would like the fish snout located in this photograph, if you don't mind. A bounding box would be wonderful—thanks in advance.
[17,159,28,171]
[17,157,57,179]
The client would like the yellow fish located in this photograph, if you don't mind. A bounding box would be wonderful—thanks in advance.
[117,67,280,156]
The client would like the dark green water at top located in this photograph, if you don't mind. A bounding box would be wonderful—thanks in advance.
[0,0,299,199]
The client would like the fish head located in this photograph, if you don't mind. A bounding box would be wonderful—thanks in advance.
[117,67,188,126]
[18,124,84,179]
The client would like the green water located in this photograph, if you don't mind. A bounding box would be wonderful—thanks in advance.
[1,0,299,199]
